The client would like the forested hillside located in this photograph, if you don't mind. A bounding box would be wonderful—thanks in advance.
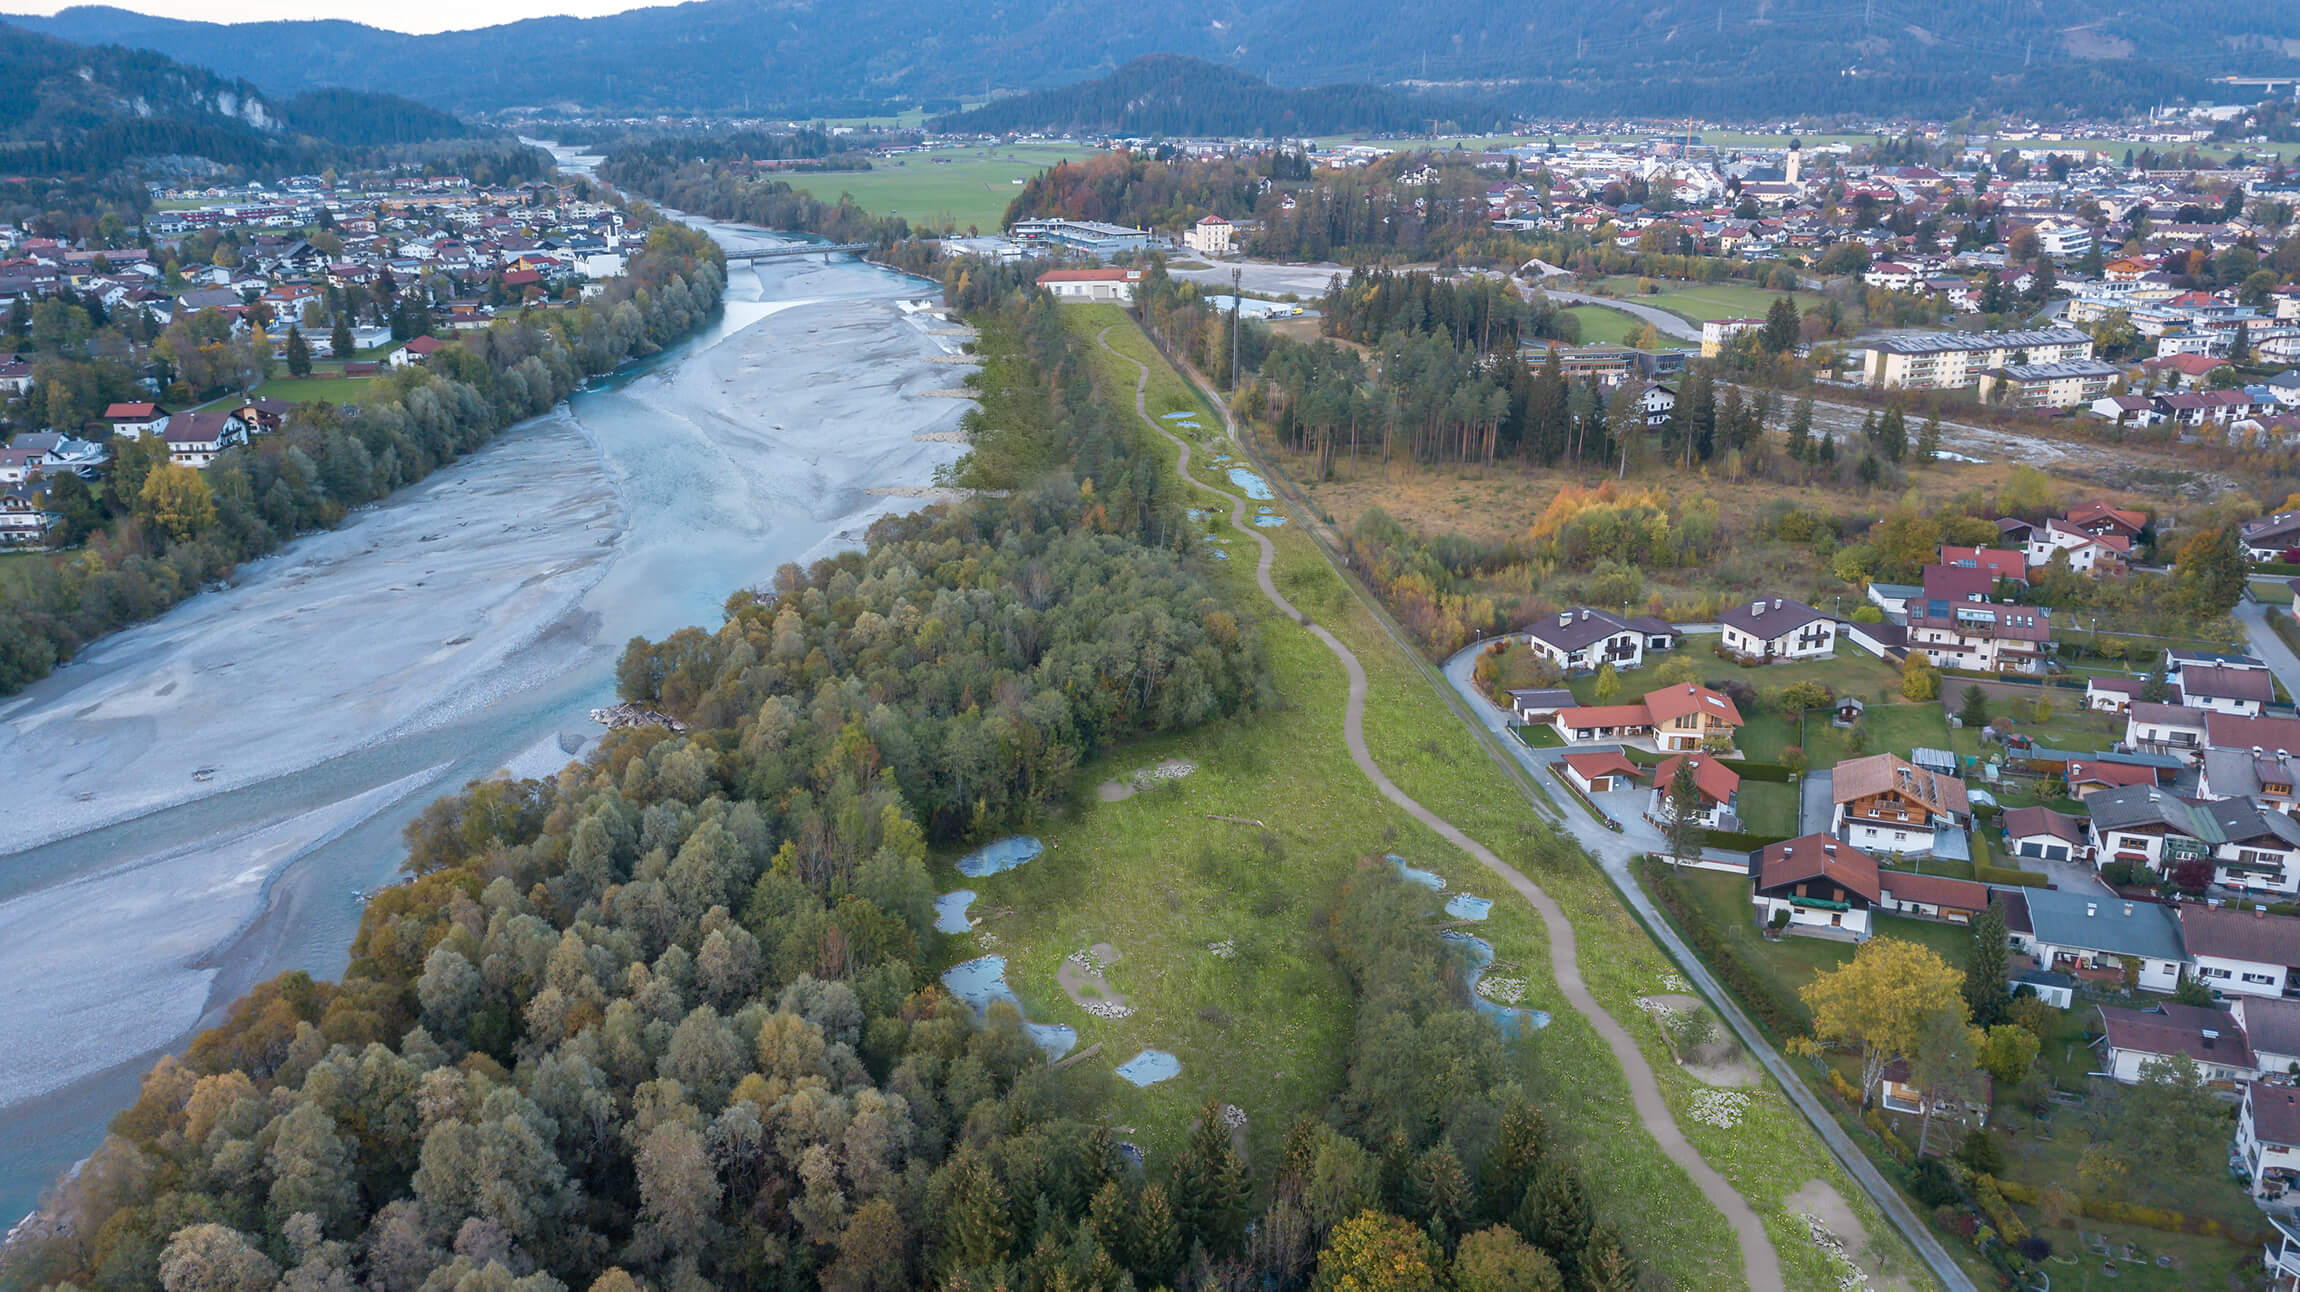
[0,25,478,179]
[1,263,1640,1292]
[937,55,1502,138]
[11,0,2294,118]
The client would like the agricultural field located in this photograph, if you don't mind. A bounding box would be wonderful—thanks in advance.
[789,141,1098,233]
[250,374,379,404]
[975,304,1925,1290]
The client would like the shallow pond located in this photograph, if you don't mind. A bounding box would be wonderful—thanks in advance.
[957,836,1044,878]
[1225,467,1274,500]
[940,955,1078,1058]
[1115,1049,1182,1086]
[934,890,976,934]
[1445,894,1493,921]
[1440,931,1551,1036]
[1388,854,1446,891]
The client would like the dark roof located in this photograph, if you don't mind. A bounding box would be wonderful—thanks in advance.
[2249,1081,2300,1147]
[1752,833,1881,903]
[1505,687,1574,710]
[2098,1002,2252,1070]
[1995,889,2034,936]
[2182,665,2275,704]
[1718,595,1831,637]
[1524,606,1638,653]
[2182,904,2300,967]
[2242,997,2300,1060]
[2208,713,2300,755]
[2003,806,2085,844]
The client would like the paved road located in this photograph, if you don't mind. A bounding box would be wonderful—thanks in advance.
[1098,327,1784,1289]
[2239,598,2300,704]
[1430,644,1978,1292]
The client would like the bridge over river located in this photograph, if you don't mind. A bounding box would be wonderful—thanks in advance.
[723,242,870,263]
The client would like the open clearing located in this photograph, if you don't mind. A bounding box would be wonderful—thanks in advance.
[789,141,1096,232]
[1593,276,1830,324]
[938,303,1926,1290]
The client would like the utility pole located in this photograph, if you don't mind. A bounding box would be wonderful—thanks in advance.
[1230,266,1243,393]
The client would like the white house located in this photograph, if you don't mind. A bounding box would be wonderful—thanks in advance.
[1831,753,1970,857]
[1635,381,1676,427]
[1183,215,1235,257]
[0,483,59,547]
[2097,1002,2254,1084]
[1521,606,1649,673]
[2240,1081,2300,1199]
[159,411,248,470]
[2024,517,2130,576]
[2177,663,2274,717]
[2123,702,2209,761]
[104,401,170,439]
[2182,905,2300,999]
[2012,887,2186,994]
[1751,834,1879,941]
[1035,268,1141,303]
[2002,806,2087,864]
[1716,596,1836,662]
[2237,997,2300,1077]
[1649,753,1739,829]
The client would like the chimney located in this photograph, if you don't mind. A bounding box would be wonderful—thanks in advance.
[1751,599,1765,617]
[1580,609,1590,621]
[2123,902,2134,916]
[2087,902,2098,917]
[1773,597,1784,610]
[1560,612,1572,628]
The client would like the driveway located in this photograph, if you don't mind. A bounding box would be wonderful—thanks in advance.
[1800,768,1834,837]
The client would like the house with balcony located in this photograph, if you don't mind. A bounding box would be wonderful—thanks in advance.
[2087,785,2212,873]
[2245,512,2300,562]
[2261,1214,2300,1290]
[1716,596,1835,662]
[1906,565,2052,673]
[2200,745,2300,815]
[1750,834,1880,940]
[2182,906,2300,999]
[2011,887,2186,994]
[1521,606,1658,674]
[1648,753,1739,829]
[2240,1082,2300,1202]
[2124,701,2209,762]
[2200,800,2300,896]
[1831,752,1971,857]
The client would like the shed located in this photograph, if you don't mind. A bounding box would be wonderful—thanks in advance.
[1834,695,1865,727]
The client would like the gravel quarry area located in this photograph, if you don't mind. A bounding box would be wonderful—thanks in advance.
[0,218,972,1221]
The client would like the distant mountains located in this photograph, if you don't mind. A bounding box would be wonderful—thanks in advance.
[6,0,2298,120]
[0,24,474,177]
[937,55,1501,137]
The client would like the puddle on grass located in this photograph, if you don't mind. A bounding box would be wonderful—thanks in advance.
[1211,549,1230,560]
[1445,894,1493,921]
[1252,514,1287,527]
[1388,854,1446,891]
[1225,467,1274,500]
[1115,1049,1182,1086]
[934,890,976,933]
[1440,931,1550,1036]
[941,955,1078,1058]
[957,836,1044,878]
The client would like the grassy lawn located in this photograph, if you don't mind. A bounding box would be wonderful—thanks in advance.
[1008,304,1919,1290]
[2250,577,2296,607]
[789,141,1097,233]
[0,549,54,593]
[1736,781,1801,837]
[253,374,379,404]
[1737,700,1949,769]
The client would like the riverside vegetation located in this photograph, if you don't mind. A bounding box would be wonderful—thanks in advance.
[0,222,727,694]
[2,265,1650,1292]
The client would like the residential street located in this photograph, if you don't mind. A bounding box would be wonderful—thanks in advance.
[2239,597,2300,703]
[1436,642,1978,1292]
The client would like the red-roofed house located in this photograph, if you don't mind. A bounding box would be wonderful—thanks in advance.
[1649,753,1740,828]
[2065,501,2147,541]
[1751,833,1880,940]
[1940,544,2028,584]
[1036,268,1141,303]
[390,334,449,368]
[1561,750,1640,795]
[105,401,170,439]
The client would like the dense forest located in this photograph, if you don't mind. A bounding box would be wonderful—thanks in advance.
[0,26,482,181]
[14,0,2292,117]
[1,264,1638,1292]
[0,223,727,696]
[937,55,1503,138]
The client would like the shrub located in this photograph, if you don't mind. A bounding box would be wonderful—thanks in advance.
[1909,1156,1964,1208]
[1637,857,1808,1038]
[2016,1235,2051,1263]
[1975,864,2049,887]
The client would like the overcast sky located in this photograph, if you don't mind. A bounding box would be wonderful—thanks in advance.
[8,0,679,33]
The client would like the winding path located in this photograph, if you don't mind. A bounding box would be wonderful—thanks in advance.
[1095,327,1783,1289]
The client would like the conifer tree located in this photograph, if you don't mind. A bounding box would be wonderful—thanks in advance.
[943,1154,1013,1271]
[1172,1101,1248,1256]
[285,325,311,378]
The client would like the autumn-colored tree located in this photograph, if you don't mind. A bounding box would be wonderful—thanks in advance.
[1313,1210,1442,1292]
[1593,661,1622,703]
[138,461,217,543]
[1900,653,1940,701]
[1796,938,1966,1105]
[1451,1224,1563,1291]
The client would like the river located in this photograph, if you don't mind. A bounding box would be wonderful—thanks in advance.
[0,153,973,1222]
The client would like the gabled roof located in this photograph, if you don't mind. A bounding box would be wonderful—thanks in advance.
[2181,904,2300,968]
[1553,703,1654,728]
[2003,805,2085,844]
[2066,500,2146,534]
[1653,753,1739,806]
[2248,1081,2300,1146]
[1880,871,1989,912]
[1524,605,1638,653]
[2240,997,2300,1060]
[2208,712,2300,755]
[1642,683,1744,728]
[1561,750,1640,782]
[2098,1001,2251,1070]
[2180,665,2275,704]
[2022,887,2186,960]
[1717,595,1830,638]
[1832,753,1970,815]
[1752,833,1880,903]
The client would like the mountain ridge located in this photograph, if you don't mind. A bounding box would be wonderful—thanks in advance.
[6,0,2299,119]
[936,55,1505,137]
